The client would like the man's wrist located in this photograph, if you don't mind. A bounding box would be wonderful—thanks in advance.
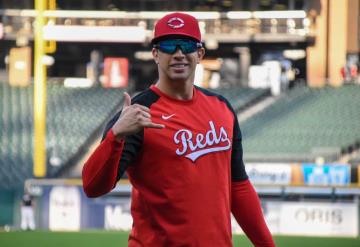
[109,128,125,142]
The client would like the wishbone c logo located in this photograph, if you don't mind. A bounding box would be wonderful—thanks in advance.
[167,17,185,29]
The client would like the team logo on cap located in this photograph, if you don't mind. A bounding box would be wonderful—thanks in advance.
[167,17,185,29]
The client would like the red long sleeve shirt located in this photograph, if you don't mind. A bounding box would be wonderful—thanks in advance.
[82,85,275,247]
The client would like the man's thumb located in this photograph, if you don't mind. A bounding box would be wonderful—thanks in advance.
[123,92,131,107]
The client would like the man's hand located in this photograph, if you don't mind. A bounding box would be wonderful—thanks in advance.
[112,92,165,140]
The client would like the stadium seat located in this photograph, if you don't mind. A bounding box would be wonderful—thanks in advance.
[242,85,360,162]
[209,86,270,112]
[0,82,125,189]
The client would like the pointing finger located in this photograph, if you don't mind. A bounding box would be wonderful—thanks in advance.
[144,122,165,129]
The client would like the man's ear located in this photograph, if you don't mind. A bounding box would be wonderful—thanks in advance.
[197,48,205,62]
[152,48,159,64]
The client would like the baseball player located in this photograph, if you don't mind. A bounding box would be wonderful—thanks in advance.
[20,192,35,231]
[82,12,275,247]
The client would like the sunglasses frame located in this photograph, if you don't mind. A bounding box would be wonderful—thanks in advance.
[154,39,203,54]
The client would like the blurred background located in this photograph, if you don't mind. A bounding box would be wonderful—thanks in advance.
[0,0,360,246]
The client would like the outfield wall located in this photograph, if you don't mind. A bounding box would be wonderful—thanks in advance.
[3,161,359,237]
[19,182,358,237]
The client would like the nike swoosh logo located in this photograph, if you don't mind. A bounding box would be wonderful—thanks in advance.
[162,114,175,120]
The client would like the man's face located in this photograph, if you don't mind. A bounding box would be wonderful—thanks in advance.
[152,39,205,83]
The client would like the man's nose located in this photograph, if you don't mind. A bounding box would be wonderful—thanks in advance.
[173,45,185,57]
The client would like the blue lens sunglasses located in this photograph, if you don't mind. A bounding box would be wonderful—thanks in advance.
[154,39,203,54]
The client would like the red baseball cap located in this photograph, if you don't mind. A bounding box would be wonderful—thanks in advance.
[152,12,201,43]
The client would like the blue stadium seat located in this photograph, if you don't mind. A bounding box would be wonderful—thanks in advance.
[0,82,125,189]
[242,85,360,162]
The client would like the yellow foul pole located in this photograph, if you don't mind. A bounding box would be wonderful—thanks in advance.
[34,0,47,177]
[33,0,56,177]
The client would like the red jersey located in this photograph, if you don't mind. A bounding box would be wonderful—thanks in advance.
[102,85,246,246]
[83,85,275,247]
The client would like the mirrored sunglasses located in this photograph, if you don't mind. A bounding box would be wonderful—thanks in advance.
[154,39,202,54]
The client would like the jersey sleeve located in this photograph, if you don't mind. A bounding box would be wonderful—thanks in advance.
[82,103,144,198]
[230,111,248,181]
[101,88,161,180]
[219,96,248,182]
[102,111,144,181]
[82,127,125,197]
[231,180,275,246]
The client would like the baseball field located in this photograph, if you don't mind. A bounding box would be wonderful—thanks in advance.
[1,231,360,247]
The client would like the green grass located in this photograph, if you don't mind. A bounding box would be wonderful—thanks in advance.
[0,231,359,247]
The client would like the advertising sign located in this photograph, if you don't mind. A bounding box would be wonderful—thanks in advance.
[279,202,358,237]
[245,163,292,185]
[103,58,129,88]
[32,182,359,238]
[104,204,133,230]
[9,47,32,87]
[302,164,350,185]
[49,186,81,231]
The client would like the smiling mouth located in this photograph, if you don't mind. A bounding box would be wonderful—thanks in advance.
[170,64,188,68]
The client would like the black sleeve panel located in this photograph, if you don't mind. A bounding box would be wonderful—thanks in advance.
[195,86,248,182]
[101,89,160,180]
[230,111,248,181]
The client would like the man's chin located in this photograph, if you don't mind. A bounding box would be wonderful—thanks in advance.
[170,75,189,83]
